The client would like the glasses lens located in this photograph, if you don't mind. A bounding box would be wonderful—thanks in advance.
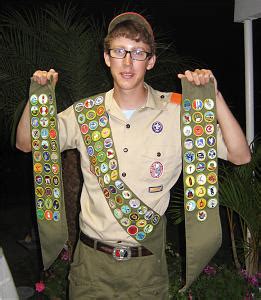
[109,49,150,61]
[110,48,125,58]
[131,50,147,61]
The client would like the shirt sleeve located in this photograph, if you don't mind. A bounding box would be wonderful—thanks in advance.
[217,124,227,160]
[58,105,80,152]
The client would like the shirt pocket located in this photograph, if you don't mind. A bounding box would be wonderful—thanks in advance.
[140,145,181,184]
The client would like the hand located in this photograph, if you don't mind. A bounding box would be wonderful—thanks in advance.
[32,68,58,86]
[178,69,218,94]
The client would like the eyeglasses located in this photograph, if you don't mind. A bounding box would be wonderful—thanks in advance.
[108,48,152,61]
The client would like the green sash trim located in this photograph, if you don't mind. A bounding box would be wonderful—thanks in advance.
[180,79,221,291]
[29,79,68,270]
[73,94,162,247]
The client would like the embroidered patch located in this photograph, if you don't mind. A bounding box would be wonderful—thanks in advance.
[152,121,163,133]
[39,94,48,105]
[148,185,163,193]
[197,198,207,209]
[197,210,207,222]
[150,161,163,178]
[185,200,196,211]
[192,99,203,111]
[207,198,218,208]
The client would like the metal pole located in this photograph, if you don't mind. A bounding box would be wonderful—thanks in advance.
[244,19,255,143]
[244,19,255,275]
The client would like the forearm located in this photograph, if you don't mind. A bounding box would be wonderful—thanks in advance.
[216,91,251,165]
[16,100,32,152]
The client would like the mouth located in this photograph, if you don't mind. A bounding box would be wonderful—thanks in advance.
[120,72,134,79]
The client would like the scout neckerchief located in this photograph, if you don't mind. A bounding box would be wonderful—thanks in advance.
[180,78,221,291]
[73,95,163,253]
[29,78,68,270]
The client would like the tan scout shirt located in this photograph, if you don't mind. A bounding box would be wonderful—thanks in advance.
[58,84,227,246]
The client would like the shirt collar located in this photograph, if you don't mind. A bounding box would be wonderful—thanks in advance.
[105,83,167,112]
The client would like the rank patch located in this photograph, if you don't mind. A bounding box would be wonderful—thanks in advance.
[148,185,163,193]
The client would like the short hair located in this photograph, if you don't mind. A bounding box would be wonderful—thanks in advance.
[104,19,155,55]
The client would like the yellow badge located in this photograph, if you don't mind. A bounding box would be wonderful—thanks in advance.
[34,163,43,173]
[101,127,111,139]
[207,172,218,184]
[185,175,195,187]
[197,198,207,209]
[111,170,118,181]
[35,186,44,197]
[195,186,206,197]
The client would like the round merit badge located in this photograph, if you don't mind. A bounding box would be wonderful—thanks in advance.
[192,99,203,111]
[185,200,196,211]
[197,210,207,222]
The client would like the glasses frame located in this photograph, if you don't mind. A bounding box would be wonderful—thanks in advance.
[108,48,152,61]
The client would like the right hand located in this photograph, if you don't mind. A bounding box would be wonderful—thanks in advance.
[32,68,58,86]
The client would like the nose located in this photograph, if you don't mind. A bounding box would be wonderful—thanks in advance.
[123,52,132,65]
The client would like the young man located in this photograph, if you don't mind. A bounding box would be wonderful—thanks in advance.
[16,12,251,299]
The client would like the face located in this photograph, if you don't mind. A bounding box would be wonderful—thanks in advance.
[104,37,156,92]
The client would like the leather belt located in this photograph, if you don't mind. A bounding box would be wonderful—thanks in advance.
[80,231,152,261]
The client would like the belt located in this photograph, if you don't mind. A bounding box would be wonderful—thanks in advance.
[80,231,152,261]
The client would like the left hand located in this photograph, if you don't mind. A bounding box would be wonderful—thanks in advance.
[178,69,218,94]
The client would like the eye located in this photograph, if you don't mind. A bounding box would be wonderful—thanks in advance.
[133,49,144,56]
[114,48,125,54]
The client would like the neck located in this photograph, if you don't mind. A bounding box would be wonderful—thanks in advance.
[113,85,148,110]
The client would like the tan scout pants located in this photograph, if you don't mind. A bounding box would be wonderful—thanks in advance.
[69,234,169,299]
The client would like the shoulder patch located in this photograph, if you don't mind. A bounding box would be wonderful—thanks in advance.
[170,92,182,105]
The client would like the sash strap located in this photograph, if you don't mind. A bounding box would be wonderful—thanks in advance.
[29,79,68,270]
[73,94,162,247]
[180,79,221,291]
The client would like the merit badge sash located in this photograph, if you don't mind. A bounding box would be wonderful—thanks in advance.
[29,79,68,270]
[180,78,221,291]
[73,94,163,252]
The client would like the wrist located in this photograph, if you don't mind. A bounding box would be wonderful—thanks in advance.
[216,90,221,97]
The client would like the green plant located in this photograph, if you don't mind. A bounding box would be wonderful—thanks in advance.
[166,242,260,300]
[34,248,69,300]
[219,136,261,275]
[188,265,260,300]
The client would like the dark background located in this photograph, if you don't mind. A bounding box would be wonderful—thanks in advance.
[1,0,260,200]
[0,0,260,288]
[0,0,260,133]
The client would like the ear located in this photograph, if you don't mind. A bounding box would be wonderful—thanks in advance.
[104,52,111,67]
[146,55,156,70]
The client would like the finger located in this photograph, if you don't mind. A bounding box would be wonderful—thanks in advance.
[32,70,47,85]
[47,69,58,84]
[39,71,48,85]
[202,69,214,82]
[184,70,194,82]
[177,73,185,79]
[192,72,201,85]
[194,69,208,85]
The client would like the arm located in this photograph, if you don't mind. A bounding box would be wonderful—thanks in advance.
[178,69,251,165]
[16,100,31,152]
[16,69,59,152]
[215,90,251,165]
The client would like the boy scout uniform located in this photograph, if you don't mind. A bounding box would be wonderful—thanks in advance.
[56,84,227,299]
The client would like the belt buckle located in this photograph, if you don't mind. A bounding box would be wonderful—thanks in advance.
[112,245,131,261]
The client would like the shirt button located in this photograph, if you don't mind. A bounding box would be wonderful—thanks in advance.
[122,172,126,177]
[126,124,130,128]
[123,148,128,152]
[157,152,161,157]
